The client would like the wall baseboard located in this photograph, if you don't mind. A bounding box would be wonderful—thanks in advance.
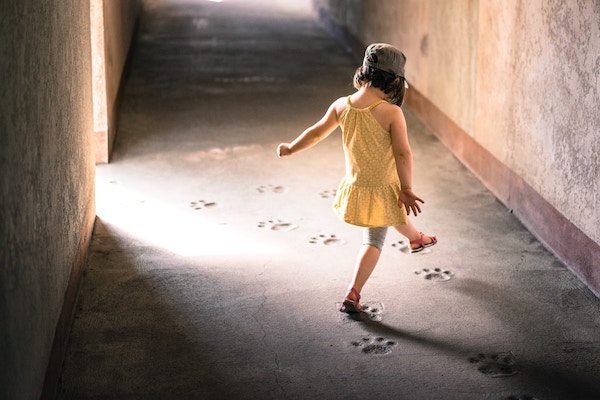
[40,202,96,400]
[316,4,600,298]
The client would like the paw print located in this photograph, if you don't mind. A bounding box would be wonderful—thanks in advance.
[256,184,287,194]
[351,337,397,355]
[414,268,454,281]
[189,200,217,210]
[257,219,298,232]
[360,302,384,322]
[390,239,409,253]
[319,189,337,198]
[337,301,384,322]
[468,352,517,377]
[309,234,346,246]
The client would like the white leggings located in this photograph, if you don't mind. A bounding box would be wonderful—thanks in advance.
[362,227,388,252]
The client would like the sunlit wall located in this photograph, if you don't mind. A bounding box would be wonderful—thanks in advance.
[93,0,141,163]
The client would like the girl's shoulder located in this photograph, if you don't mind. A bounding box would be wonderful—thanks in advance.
[332,96,350,115]
[334,95,350,107]
[372,100,404,118]
[371,101,405,133]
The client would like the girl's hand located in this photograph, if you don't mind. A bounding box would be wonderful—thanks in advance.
[398,188,424,216]
[277,143,292,158]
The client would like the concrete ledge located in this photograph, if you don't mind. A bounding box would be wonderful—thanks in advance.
[93,1,141,164]
[316,4,600,298]
[41,199,96,400]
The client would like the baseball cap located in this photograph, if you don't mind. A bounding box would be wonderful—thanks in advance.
[362,43,406,78]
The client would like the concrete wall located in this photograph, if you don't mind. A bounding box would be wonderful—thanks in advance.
[0,1,95,398]
[94,0,141,163]
[475,1,599,239]
[314,0,600,294]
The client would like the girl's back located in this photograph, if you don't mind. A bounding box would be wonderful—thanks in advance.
[334,89,399,134]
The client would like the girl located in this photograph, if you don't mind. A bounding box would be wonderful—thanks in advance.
[277,43,437,313]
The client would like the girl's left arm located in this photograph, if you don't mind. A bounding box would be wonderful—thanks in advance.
[390,107,424,216]
[277,99,342,157]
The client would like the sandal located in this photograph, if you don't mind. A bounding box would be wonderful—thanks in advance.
[340,287,362,313]
[410,232,437,253]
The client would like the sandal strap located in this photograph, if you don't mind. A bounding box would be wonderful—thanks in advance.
[410,232,426,246]
[349,287,360,302]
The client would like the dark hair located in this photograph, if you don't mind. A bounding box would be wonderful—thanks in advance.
[353,66,407,106]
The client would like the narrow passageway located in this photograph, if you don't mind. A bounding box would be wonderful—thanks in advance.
[58,1,600,399]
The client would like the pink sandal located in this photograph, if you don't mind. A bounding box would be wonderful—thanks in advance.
[340,287,362,313]
[410,232,437,253]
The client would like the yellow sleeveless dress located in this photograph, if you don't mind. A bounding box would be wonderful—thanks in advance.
[333,96,408,227]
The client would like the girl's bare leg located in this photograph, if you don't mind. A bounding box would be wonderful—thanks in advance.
[344,244,381,310]
[392,218,435,249]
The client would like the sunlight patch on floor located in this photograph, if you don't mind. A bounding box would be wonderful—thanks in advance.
[95,179,277,256]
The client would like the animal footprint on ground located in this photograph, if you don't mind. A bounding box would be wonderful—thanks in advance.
[257,219,298,232]
[390,239,409,253]
[256,184,287,194]
[468,352,517,377]
[415,268,454,281]
[337,301,384,322]
[190,200,217,210]
[351,337,397,355]
[319,189,337,198]
[360,302,384,322]
[309,234,346,246]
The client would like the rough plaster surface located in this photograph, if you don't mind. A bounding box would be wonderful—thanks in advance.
[102,0,141,163]
[477,0,600,243]
[0,1,94,399]
[314,0,600,246]
[93,0,141,163]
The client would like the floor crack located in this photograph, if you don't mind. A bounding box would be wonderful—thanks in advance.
[252,258,287,397]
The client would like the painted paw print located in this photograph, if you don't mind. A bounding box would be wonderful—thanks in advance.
[351,337,397,355]
[190,200,217,210]
[360,302,384,322]
[257,219,298,232]
[309,234,346,246]
[257,184,287,194]
[337,301,384,322]
[390,239,409,253]
[468,352,517,377]
[319,189,337,198]
[414,268,454,281]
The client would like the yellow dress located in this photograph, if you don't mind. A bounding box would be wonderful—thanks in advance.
[333,96,408,227]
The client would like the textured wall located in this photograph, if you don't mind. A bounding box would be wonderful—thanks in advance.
[0,1,95,399]
[313,0,600,247]
[313,0,479,135]
[476,0,600,243]
[94,0,141,163]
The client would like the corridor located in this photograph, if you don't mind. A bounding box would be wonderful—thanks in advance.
[57,1,600,399]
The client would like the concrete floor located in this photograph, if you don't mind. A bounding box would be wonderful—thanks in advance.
[57,0,600,399]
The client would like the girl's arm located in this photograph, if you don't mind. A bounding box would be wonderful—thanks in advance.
[390,107,424,216]
[277,99,342,157]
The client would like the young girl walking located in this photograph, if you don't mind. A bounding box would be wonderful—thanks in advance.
[277,43,437,313]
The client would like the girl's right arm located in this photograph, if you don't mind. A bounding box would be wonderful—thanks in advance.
[277,98,343,157]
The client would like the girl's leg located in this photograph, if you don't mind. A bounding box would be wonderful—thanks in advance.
[392,217,436,251]
[346,244,381,294]
[343,227,387,311]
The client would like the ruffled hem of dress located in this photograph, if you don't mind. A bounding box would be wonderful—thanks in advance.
[333,180,407,227]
